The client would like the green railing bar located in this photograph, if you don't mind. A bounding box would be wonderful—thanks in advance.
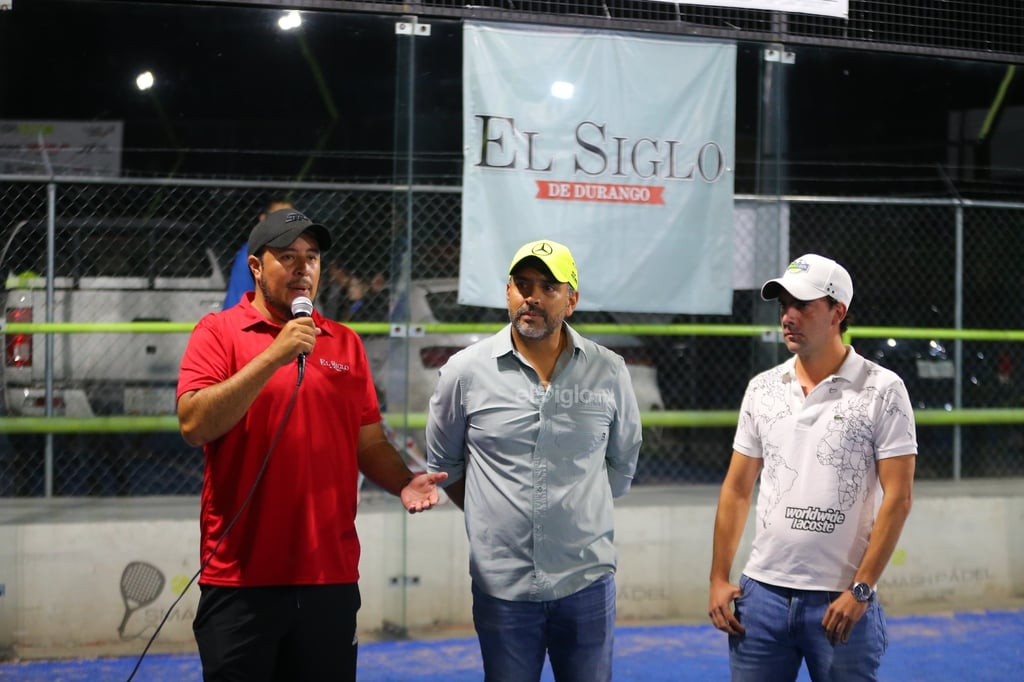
[0,416,181,433]
[2,321,1021,434]
[3,408,1023,434]
[6,321,1024,342]
[407,323,779,337]
[5,322,199,333]
[2,322,394,334]
[912,408,1024,426]
[843,327,1024,342]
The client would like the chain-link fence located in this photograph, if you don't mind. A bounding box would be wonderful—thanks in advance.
[0,177,1021,496]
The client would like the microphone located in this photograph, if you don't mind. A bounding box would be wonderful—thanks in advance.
[291,296,314,384]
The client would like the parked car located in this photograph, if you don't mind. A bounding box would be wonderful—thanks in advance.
[363,277,666,428]
[851,336,1023,479]
[852,337,1019,410]
[0,216,224,495]
[1,217,226,419]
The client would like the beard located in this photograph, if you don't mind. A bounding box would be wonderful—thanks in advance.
[510,304,561,340]
[258,278,294,322]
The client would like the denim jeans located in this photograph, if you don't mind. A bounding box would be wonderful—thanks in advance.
[471,573,615,682]
[729,575,888,682]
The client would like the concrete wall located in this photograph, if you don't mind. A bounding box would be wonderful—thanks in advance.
[0,480,1022,659]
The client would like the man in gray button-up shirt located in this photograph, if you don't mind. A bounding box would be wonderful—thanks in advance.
[426,239,642,682]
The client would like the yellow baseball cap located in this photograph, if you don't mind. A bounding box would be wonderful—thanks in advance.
[508,239,579,290]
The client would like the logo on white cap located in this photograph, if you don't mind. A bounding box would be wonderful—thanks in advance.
[761,254,853,307]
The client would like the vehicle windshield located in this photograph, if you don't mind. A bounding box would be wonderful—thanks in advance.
[424,290,506,324]
[2,219,217,281]
[424,289,619,326]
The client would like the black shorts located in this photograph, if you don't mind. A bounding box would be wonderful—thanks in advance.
[193,583,361,682]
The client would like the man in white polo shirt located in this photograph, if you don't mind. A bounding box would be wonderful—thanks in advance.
[708,254,917,681]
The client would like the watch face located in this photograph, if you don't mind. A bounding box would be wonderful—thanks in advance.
[852,582,872,602]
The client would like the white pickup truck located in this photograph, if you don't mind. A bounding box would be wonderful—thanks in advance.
[1,217,226,418]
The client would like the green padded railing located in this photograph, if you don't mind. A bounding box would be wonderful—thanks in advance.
[1,321,1022,433]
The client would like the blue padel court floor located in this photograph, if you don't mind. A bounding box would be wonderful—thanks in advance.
[0,608,1021,681]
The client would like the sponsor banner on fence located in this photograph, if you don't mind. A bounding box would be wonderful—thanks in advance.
[460,23,736,314]
[662,0,847,19]
[0,120,123,176]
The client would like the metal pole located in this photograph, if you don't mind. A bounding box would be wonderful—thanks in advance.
[45,182,56,497]
[952,205,964,480]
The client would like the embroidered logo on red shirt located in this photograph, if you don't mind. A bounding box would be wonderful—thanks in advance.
[319,359,351,373]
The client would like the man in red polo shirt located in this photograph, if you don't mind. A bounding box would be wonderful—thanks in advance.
[177,208,446,682]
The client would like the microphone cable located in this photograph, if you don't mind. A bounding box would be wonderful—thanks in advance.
[123,368,303,681]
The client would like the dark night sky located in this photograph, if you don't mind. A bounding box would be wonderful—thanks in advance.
[1,0,1022,196]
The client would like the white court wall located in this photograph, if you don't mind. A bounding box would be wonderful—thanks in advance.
[0,480,1022,659]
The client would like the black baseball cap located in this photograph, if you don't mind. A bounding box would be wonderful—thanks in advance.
[247,209,332,257]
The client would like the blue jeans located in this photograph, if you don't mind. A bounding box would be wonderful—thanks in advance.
[471,573,615,682]
[730,575,888,682]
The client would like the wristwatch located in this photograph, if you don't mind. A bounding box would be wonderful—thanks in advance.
[851,582,874,603]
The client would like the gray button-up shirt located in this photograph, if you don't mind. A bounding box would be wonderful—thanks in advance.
[425,323,642,601]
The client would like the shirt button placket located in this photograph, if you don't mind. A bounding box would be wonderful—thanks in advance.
[533,385,550,587]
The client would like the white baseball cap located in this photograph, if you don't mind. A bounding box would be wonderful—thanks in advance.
[761,254,853,307]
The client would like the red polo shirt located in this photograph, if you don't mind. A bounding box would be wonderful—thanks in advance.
[177,293,380,587]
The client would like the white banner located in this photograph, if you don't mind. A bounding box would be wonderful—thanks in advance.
[460,23,736,313]
[662,0,847,19]
[0,120,123,176]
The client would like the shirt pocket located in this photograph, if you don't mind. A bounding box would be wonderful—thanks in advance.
[554,430,606,453]
[552,406,611,453]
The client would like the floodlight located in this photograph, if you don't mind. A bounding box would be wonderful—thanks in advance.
[278,11,302,31]
[135,71,155,91]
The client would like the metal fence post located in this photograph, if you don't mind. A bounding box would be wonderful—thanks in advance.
[953,203,964,481]
[44,181,56,497]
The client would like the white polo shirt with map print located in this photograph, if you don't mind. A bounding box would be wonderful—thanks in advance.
[733,346,918,593]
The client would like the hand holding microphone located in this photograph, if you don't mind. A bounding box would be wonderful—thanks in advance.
[291,296,314,385]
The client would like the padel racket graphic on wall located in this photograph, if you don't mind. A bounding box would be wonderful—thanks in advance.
[118,561,166,639]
